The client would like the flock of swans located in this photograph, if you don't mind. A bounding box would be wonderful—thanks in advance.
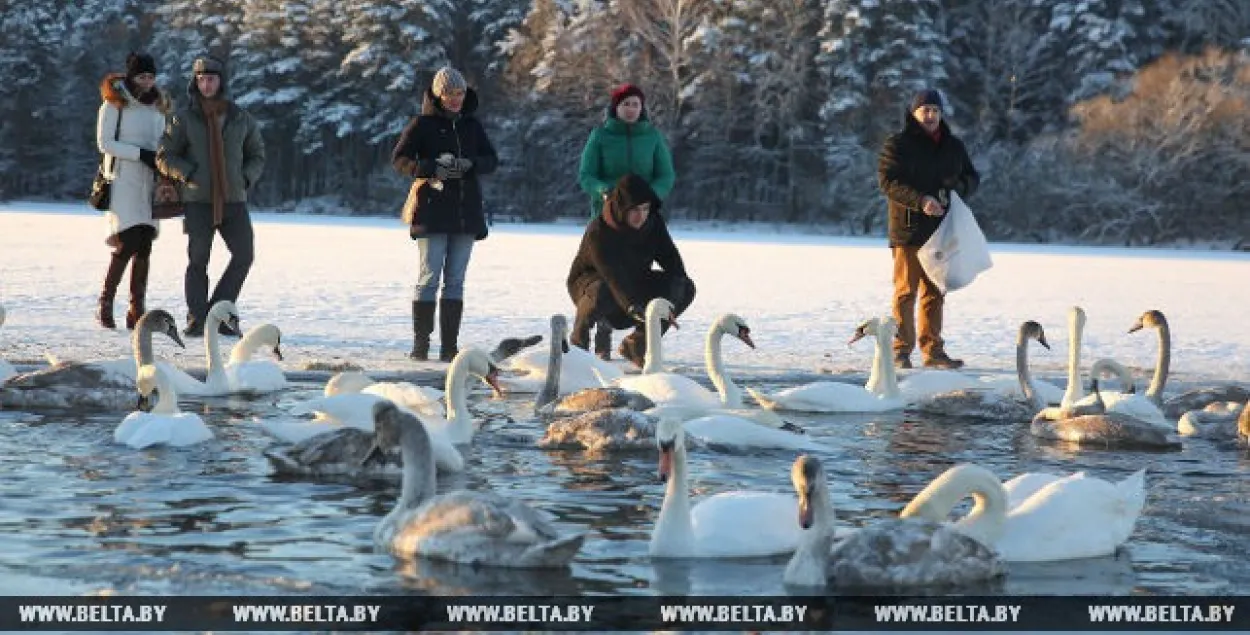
[0,297,1248,590]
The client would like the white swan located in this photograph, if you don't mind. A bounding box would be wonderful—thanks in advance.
[263,349,501,475]
[366,400,586,567]
[648,417,808,559]
[910,321,1055,421]
[616,302,755,410]
[899,463,1146,563]
[158,300,243,397]
[747,317,905,413]
[0,305,15,381]
[1072,358,1169,428]
[1177,400,1247,439]
[499,321,623,396]
[321,371,447,419]
[1060,305,1089,408]
[225,323,287,394]
[113,364,214,449]
[783,455,1004,589]
[1,310,185,411]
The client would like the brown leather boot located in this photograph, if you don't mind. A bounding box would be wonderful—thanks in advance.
[125,256,149,330]
[96,254,128,329]
[923,351,965,370]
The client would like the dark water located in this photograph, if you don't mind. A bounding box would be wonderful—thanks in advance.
[1,375,1248,600]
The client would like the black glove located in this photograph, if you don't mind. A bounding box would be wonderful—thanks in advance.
[434,164,454,180]
[139,149,157,170]
[626,304,646,326]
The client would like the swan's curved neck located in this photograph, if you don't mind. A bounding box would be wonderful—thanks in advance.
[444,355,474,443]
[228,331,263,365]
[150,368,179,415]
[204,314,228,383]
[535,330,563,413]
[1061,313,1085,408]
[132,323,157,367]
[899,466,1008,546]
[1145,322,1170,406]
[705,327,740,407]
[873,324,901,399]
[398,423,438,510]
[651,440,695,556]
[642,309,665,375]
[1017,334,1044,410]
[785,480,836,587]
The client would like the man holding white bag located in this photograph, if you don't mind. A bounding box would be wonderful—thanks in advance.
[877,88,980,370]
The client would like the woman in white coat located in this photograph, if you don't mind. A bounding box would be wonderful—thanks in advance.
[95,52,172,330]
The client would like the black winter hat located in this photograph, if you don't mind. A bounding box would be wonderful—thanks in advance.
[126,52,157,78]
[909,88,944,112]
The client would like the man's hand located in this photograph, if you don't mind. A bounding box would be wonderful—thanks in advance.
[922,196,946,216]
[626,304,646,326]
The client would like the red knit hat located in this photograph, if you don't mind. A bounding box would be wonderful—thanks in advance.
[610,83,645,110]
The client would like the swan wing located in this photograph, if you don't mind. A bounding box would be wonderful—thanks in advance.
[752,381,899,413]
[898,370,980,402]
[114,412,213,449]
[997,473,1143,562]
[364,382,445,418]
[619,373,721,408]
[226,360,288,394]
[829,518,1004,588]
[690,492,803,557]
[538,408,658,453]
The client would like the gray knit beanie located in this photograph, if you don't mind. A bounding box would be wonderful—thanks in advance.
[431,67,467,97]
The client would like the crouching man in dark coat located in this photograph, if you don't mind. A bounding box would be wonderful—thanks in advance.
[566,174,696,368]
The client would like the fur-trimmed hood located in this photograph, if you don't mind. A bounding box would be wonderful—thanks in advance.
[100,73,172,114]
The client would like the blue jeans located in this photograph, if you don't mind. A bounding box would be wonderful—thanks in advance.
[414,233,475,302]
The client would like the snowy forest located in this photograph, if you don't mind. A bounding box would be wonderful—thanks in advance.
[0,0,1247,247]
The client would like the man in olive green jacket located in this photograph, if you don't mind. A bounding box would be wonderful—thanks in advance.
[157,54,265,337]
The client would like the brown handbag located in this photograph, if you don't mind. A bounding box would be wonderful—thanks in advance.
[152,176,184,219]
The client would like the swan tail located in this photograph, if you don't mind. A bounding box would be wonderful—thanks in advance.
[517,533,586,567]
[745,386,779,410]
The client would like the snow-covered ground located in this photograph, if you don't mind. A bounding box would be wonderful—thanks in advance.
[1,202,1247,388]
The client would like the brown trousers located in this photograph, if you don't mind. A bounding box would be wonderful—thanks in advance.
[891,246,945,359]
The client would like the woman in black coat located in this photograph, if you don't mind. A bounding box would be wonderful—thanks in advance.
[392,66,499,362]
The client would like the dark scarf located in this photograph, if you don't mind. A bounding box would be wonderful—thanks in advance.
[200,97,229,227]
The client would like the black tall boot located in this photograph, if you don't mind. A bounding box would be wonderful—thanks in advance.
[438,298,464,363]
[409,301,436,360]
[96,254,129,329]
[125,256,149,330]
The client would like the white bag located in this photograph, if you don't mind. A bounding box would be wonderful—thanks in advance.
[916,191,993,294]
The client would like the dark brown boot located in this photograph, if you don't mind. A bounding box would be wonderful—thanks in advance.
[96,254,128,329]
[438,298,463,363]
[409,301,436,360]
[125,256,149,330]
[593,320,612,361]
[923,351,965,370]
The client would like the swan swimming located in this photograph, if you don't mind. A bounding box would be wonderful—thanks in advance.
[365,400,586,568]
[114,364,214,449]
[225,323,287,394]
[263,349,503,475]
[783,455,1004,589]
[157,300,243,397]
[747,316,905,413]
[648,416,809,559]
[535,315,655,420]
[1,310,185,411]
[910,320,1055,421]
[1176,400,1247,439]
[1031,360,1181,450]
[899,463,1146,563]
[1127,309,1250,419]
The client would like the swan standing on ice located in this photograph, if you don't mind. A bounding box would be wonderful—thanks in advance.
[648,417,809,559]
[114,364,214,449]
[225,323,287,394]
[263,348,502,475]
[365,401,586,568]
[1031,359,1181,450]
[1,310,185,411]
[910,321,1054,421]
[747,317,905,413]
[783,455,1004,589]
[898,463,1146,563]
[0,305,16,382]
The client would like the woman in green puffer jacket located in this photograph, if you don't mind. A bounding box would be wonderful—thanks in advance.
[576,83,677,360]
